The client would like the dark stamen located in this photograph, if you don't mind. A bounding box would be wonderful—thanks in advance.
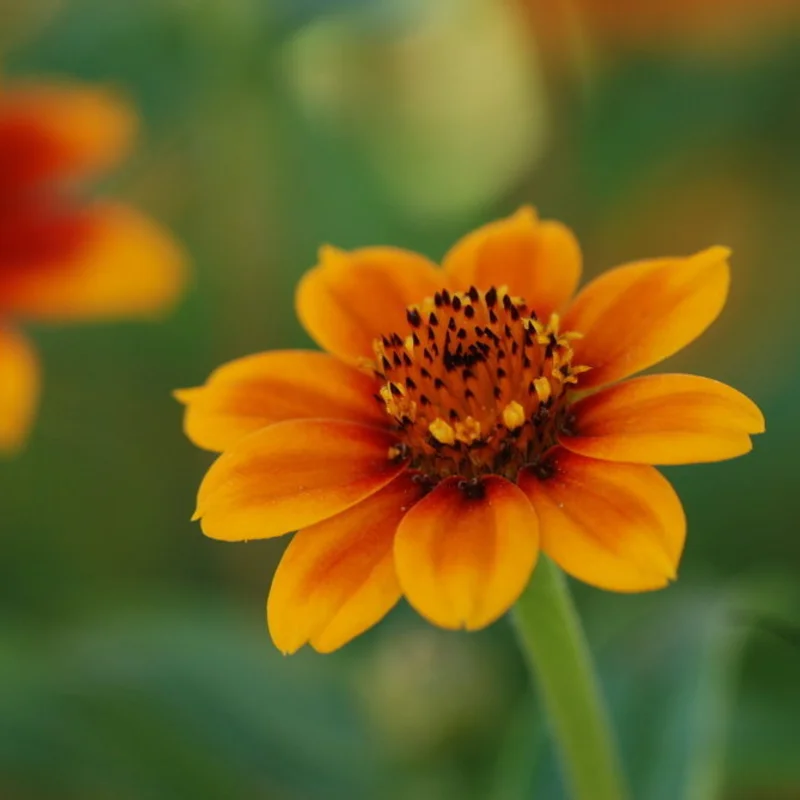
[406,308,422,327]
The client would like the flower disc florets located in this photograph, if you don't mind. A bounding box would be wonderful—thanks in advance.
[373,286,588,485]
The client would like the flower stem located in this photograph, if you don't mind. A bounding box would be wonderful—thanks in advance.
[512,555,628,800]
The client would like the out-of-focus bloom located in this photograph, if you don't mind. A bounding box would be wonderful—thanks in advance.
[285,0,546,221]
[179,207,763,653]
[0,81,186,452]
[521,0,800,52]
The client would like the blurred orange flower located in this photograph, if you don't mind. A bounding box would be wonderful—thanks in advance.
[179,207,763,653]
[0,81,186,452]
[522,0,800,50]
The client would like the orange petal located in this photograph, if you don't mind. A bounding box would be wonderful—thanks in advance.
[394,475,539,630]
[176,350,386,452]
[518,449,685,592]
[442,206,582,318]
[267,472,425,654]
[563,247,730,388]
[296,245,444,362]
[561,374,765,465]
[0,327,39,453]
[195,419,405,541]
[0,202,186,321]
[0,82,135,188]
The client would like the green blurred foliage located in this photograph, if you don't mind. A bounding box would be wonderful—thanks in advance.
[1,0,798,797]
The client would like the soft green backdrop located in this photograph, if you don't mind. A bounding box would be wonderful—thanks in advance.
[1,0,798,797]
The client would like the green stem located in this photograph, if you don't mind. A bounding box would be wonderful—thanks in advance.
[512,556,628,800]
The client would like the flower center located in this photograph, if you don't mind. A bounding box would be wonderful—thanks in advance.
[372,286,588,486]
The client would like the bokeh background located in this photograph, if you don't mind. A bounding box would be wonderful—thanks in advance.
[2,0,799,797]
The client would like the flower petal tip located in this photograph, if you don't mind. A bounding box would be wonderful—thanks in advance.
[173,388,197,405]
[309,640,340,655]
[512,205,538,224]
[317,244,345,264]
[643,541,679,586]
[703,245,732,262]
[694,245,732,282]
[268,617,306,656]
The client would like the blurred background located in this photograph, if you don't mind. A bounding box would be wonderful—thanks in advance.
[1,0,799,797]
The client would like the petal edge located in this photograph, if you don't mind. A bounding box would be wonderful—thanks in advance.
[519,449,685,593]
[564,247,731,388]
[296,245,444,362]
[0,327,39,453]
[561,374,764,465]
[267,472,424,654]
[195,419,404,541]
[177,350,385,452]
[0,202,187,321]
[443,206,582,318]
[395,475,539,630]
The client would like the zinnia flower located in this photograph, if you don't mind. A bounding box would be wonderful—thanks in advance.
[0,81,186,452]
[179,207,763,654]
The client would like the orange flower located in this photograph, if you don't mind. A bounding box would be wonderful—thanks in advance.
[521,0,800,50]
[178,207,763,653]
[0,81,186,452]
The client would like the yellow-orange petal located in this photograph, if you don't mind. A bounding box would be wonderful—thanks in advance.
[195,419,405,541]
[176,350,386,452]
[394,475,539,630]
[0,82,136,188]
[518,449,685,592]
[561,373,765,465]
[0,327,39,453]
[442,206,582,318]
[563,246,730,388]
[296,245,444,362]
[0,202,186,321]
[267,472,425,654]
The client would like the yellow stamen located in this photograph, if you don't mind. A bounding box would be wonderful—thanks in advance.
[379,382,403,407]
[429,417,456,446]
[529,318,545,335]
[502,401,526,430]
[455,416,482,444]
[533,377,552,403]
[380,382,416,421]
